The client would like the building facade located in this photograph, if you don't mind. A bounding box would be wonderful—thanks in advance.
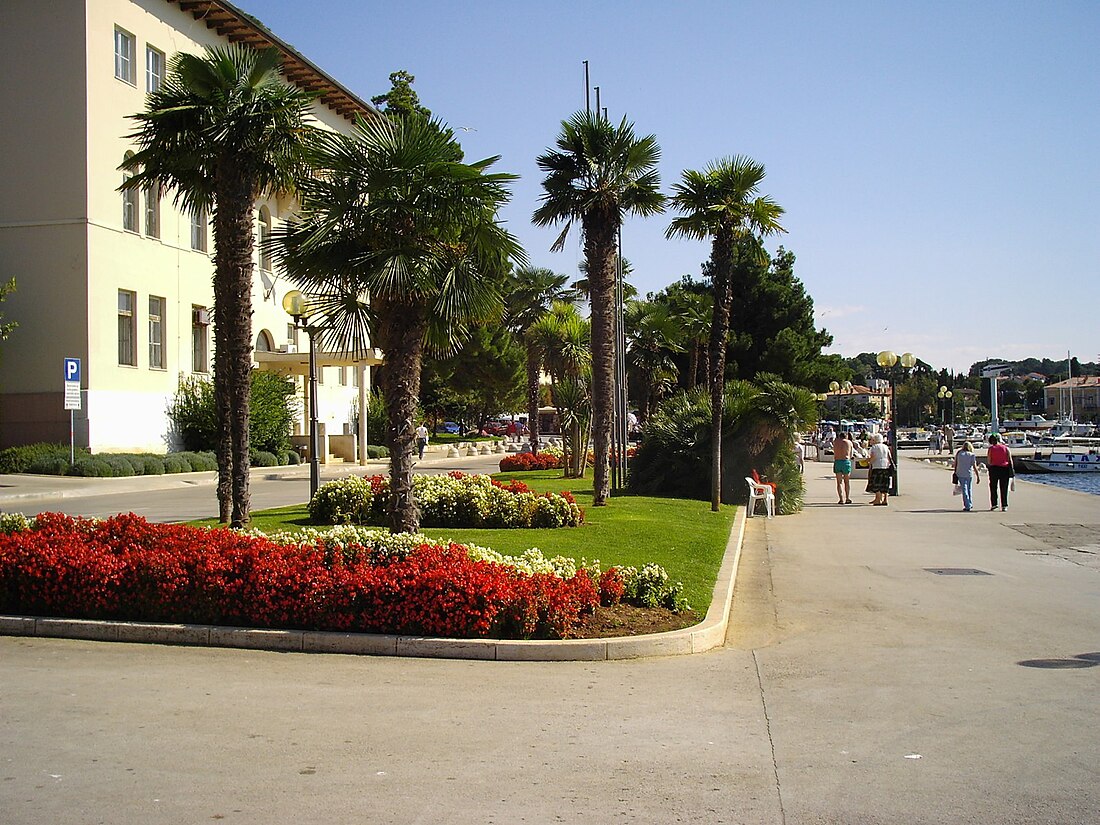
[0,0,381,456]
[1043,377,1100,423]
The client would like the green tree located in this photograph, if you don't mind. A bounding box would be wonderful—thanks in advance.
[371,70,431,119]
[121,45,314,527]
[527,302,591,477]
[505,266,576,450]
[275,113,522,533]
[667,156,785,509]
[420,324,525,430]
[0,278,17,355]
[624,299,683,420]
[533,110,665,505]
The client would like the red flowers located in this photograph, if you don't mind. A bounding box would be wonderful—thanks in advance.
[0,513,611,639]
[498,452,563,472]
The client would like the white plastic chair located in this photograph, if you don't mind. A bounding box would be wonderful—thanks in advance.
[746,477,775,519]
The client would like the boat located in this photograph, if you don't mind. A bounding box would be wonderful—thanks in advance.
[1016,450,1100,473]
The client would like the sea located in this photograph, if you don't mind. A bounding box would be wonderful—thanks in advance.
[1021,474,1100,497]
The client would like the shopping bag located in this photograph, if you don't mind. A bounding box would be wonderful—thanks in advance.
[953,484,962,496]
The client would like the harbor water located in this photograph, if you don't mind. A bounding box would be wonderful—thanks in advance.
[1021,473,1100,497]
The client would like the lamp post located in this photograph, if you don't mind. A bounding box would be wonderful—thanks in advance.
[283,290,320,499]
[876,350,917,495]
[937,386,953,424]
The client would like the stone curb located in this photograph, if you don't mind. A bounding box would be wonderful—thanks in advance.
[0,507,747,662]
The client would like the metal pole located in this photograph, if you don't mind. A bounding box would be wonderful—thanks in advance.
[889,372,899,496]
[308,327,320,499]
[594,86,601,115]
[584,61,590,113]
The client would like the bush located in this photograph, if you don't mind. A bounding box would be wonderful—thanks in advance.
[0,513,601,639]
[69,458,115,477]
[307,472,583,529]
[172,451,217,472]
[250,450,279,467]
[27,456,71,475]
[168,372,299,456]
[366,445,389,459]
[162,455,188,474]
[142,456,165,475]
[498,452,562,472]
[284,450,301,466]
[0,443,84,474]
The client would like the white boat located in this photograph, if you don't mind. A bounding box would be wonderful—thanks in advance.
[1016,453,1100,477]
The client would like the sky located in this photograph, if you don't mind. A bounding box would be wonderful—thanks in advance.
[237,0,1099,375]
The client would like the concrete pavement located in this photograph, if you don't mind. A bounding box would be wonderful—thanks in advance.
[2,454,1099,822]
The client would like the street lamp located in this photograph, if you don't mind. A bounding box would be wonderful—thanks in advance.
[937,386,953,424]
[876,350,917,495]
[282,289,320,499]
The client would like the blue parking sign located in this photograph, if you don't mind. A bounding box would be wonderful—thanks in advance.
[64,357,81,382]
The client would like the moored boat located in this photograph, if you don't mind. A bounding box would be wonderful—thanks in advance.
[1015,446,1100,473]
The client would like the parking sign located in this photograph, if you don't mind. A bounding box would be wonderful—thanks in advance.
[64,357,81,411]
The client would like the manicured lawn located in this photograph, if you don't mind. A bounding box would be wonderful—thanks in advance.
[194,470,736,612]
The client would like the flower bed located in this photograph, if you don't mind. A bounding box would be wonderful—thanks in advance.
[308,472,583,529]
[498,447,638,473]
[0,513,690,639]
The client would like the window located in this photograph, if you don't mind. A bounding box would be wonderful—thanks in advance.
[122,152,138,232]
[288,324,299,350]
[339,367,347,386]
[255,330,273,352]
[146,46,164,93]
[257,207,272,271]
[148,296,165,369]
[190,209,207,252]
[118,290,136,366]
[114,27,135,85]
[192,306,209,373]
[351,366,359,387]
[144,185,160,239]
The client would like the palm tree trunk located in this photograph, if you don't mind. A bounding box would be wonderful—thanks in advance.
[583,209,618,506]
[687,345,699,391]
[213,163,256,527]
[376,296,427,533]
[708,230,735,512]
[525,345,541,452]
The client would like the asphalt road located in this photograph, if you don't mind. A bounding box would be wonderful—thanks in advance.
[3,456,1099,823]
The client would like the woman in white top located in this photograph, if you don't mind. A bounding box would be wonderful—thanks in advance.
[952,440,982,512]
[866,432,893,506]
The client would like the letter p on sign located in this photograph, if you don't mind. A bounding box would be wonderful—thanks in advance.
[64,357,81,382]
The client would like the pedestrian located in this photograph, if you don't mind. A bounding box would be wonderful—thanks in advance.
[832,431,853,504]
[952,440,982,512]
[793,438,805,473]
[986,432,1015,511]
[415,422,429,460]
[865,432,893,506]
[944,424,955,453]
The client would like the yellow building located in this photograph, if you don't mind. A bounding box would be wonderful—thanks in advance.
[0,0,381,457]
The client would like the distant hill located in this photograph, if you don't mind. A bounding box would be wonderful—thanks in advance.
[967,357,1097,381]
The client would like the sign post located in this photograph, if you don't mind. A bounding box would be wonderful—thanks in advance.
[64,358,81,463]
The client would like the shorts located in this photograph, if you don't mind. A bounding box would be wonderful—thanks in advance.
[833,459,852,475]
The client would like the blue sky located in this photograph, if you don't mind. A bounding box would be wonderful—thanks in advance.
[241,0,1099,375]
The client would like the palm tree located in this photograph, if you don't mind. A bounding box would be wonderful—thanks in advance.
[533,110,665,505]
[571,257,637,305]
[624,300,683,421]
[275,113,523,533]
[121,46,315,527]
[527,302,591,477]
[668,290,713,390]
[667,156,785,511]
[505,266,576,451]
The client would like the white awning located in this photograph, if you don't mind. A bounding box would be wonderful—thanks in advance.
[254,347,384,376]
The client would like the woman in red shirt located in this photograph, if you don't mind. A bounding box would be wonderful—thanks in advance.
[986,433,1015,511]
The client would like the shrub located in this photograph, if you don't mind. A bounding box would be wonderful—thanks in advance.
[0,443,84,474]
[69,458,115,477]
[142,456,165,475]
[168,372,299,456]
[366,445,389,459]
[162,455,188,474]
[308,473,582,529]
[250,450,279,468]
[172,451,217,472]
[498,452,563,472]
[27,456,71,475]
[0,514,601,639]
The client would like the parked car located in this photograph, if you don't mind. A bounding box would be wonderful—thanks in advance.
[482,421,506,436]
[440,421,461,434]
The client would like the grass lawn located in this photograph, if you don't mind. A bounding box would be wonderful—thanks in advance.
[193,470,736,612]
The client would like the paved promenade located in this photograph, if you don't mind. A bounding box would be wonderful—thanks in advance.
[2,455,1099,822]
